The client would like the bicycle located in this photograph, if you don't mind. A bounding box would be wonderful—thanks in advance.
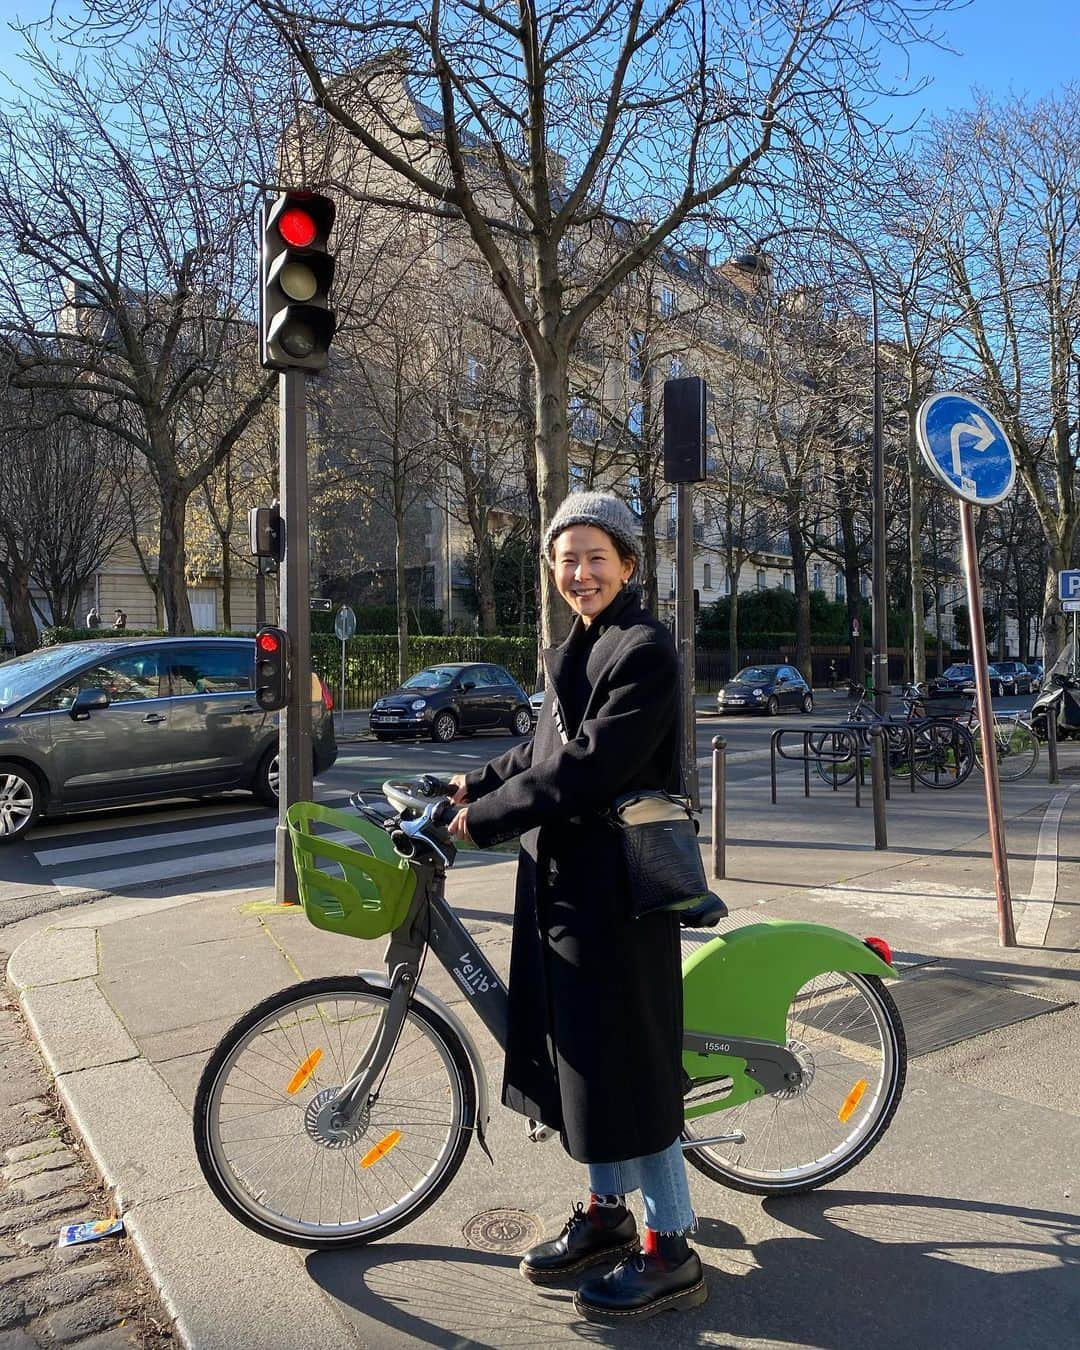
[906,683,1040,784]
[192,776,907,1249]
[810,685,976,790]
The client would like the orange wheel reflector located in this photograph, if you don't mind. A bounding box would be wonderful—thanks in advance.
[360,1131,402,1169]
[286,1048,323,1095]
[838,1079,868,1123]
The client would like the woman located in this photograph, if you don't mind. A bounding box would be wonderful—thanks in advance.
[448,490,706,1324]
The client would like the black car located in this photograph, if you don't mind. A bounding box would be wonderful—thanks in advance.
[717,664,813,716]
[932,663,974,695]
[369,663,533,742]
[0,637,338,842]
[981,661,1034,696]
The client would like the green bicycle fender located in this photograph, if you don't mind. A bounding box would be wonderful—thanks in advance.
[682,920,897,1116]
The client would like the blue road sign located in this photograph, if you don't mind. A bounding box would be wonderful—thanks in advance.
[1059,571,1080,602]
[916,392,1015,506]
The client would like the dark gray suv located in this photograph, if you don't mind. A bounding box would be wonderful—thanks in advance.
[0,637,337,842]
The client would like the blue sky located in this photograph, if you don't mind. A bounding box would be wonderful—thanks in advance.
[1,1,1076,120]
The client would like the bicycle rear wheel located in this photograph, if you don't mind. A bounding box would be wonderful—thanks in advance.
[974,717,1040,782]
[809,728,861,787]
[912,720,975,788]
[683,972,905,1195]
[193,975,476,1248]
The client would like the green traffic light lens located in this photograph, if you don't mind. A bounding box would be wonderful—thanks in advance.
[280,322,316,358]
[280,260,318,302]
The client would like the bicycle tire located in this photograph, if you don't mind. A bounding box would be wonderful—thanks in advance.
[683,972,906,1195]
[809,728,860,787]
[973,717,1040,782]
[193,975,476,1248]
[912,720,975,788]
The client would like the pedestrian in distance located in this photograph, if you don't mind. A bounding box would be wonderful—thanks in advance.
[85,606,101,629]
[112,609,127,630]
[827,658,837,689]
[447,489,706,1324]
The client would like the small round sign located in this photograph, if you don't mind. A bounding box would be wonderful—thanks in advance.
[334,605,356,641]
[916,392,1015,506]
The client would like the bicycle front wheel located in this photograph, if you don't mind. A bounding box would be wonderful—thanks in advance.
[193,976,476,1248]
[974,717,1040,782]
[683,971,906,1195]
[913,720,975,788]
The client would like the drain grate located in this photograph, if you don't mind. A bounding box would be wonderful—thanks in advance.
[870,969,1068,1057]
[462,1209,544,1255]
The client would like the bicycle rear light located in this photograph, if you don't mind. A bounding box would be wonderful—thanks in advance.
[863,936,892,965]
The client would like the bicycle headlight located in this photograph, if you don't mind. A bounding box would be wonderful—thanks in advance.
[410,699,426,711]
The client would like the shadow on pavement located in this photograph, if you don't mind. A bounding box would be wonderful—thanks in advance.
[304,1189,1078,1348]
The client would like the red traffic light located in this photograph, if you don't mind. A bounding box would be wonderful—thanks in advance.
[278,207,317,248]
[257,630,281,654]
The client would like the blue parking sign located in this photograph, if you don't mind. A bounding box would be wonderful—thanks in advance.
[1059,571,1080,602]
[916,392,1015,506]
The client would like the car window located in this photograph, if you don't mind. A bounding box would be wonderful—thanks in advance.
[403,668,456,689]
[37,651,163,710]
[492,666,516,686]
[0,644,109,711]
[734,667,776,684]
[169,645,254,696]
[476,667,504,688]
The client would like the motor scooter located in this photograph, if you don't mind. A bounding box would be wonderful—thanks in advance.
[1030,648,1080,740]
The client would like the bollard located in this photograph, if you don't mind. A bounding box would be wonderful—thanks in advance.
[711,735,726,880]
[870,726,888,850]
[1048,704,1060,785]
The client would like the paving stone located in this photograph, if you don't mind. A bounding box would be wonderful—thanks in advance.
[11,1102,49,1120]
[14,1224,56,1251]
[0,1245,14,1261]
[4,1138,66,1165]
[0,1329,36,1349]
[0,1191,92,1234]
[9,1168,85,1203]
[46,1294,123,1344]
[0,1256,49,1284]
[4,1149,78,1181]
[41,1261,116,1307]
[0,1290,24,1331]
[66,1330,140,1350]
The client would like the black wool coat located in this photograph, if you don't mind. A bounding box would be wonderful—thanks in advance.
[464,586,685,1163]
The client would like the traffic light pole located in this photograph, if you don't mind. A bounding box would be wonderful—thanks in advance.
[274,369,314,902]
[675,481,700,809]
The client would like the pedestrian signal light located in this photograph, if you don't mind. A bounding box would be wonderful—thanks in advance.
[259,191,336,373]
[255,626,290,711]
[249,503,285,562]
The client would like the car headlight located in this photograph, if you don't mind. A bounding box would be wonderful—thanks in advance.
[410,699,426,711]
[752,688,765,698]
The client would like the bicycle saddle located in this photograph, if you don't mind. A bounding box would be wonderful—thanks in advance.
[679,892,728,928]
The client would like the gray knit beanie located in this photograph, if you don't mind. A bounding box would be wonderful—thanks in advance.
[542,489,641,567]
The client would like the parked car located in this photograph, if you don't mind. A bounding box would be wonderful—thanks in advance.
[1025,660,1044,692]
[0,637,337,843]
[369,663,533,743]
[982,661,1034,696]
[931,663,975,695]
[717,664,813,716]
[529,688,545,724]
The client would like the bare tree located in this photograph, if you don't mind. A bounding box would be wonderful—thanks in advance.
[0,37,275,633]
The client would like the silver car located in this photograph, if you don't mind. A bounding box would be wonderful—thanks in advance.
[0,637,337,842]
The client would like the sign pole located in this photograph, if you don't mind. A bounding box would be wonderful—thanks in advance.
[959,500,1015,946]
[675,481,700,809]
[274,369,314,903]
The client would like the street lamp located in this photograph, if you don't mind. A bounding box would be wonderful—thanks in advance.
[734,230,888,714]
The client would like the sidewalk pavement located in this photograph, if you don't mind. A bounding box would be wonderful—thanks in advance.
[6,756,1080,1349]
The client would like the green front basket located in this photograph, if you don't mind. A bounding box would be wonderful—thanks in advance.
[285,801,416,940]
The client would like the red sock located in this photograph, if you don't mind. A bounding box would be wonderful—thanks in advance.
[644,1228,690,1265]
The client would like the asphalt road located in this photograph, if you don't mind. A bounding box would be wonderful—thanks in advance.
[0,692,1035,924]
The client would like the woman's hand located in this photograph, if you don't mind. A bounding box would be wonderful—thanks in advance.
[448,773,469,804]
[448,806,473,843]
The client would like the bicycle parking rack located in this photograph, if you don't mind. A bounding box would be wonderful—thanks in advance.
[769,722,918,806]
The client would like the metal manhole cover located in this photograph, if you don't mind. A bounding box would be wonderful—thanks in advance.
[462,1208,544,1254]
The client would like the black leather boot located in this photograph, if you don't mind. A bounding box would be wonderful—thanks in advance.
[519,1202,639,1285]
[573,1250,708,1321]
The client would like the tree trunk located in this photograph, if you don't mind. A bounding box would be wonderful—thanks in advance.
[786,497,811,682]
[220,540,232,631]
[2,564,39,653]
[533,352,571,647]
[158,483,194,634]
[255,566,267,628]
[394,499,408,684]
[727,579,739,680]
[475,533,498,635]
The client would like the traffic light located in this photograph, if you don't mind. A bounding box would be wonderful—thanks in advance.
[663,376,707,483]
[259,191,336,372]
[254,626,290,711]
[249,503,285,562]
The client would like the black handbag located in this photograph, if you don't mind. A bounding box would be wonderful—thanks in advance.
[609,790,709,919]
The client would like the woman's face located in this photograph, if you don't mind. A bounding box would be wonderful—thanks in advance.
[551,524,634,626]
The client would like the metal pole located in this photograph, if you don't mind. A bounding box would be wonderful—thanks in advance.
[274,369,314,904]
[675,481,700,808]
[869,281,889,716]
[959,500,1015,946]
[1048,703,1059,785]
[339,637,346,741]
[711,735,726,880]
[870,726,888,850]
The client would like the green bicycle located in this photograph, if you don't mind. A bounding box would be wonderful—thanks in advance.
[192,776,907,1248]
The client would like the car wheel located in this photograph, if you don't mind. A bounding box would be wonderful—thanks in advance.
[431,711,458,743]
[253,747,279,807]
[0,761,42,843]
[766,696,780,717]
[802,693,814,714]
[511,707,533,737]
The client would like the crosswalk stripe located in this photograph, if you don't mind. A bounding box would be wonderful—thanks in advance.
[34,815,276,866]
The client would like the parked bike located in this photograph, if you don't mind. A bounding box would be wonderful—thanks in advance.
[192,777,908,1248]
[1031,650,1080,742]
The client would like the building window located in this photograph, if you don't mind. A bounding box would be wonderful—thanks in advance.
[783,572,793,592]
[835,574,846,600]
[723,571,732,596]
[569,396,598,441]
[569,463,586,492]
[465,354,483,384]
[813,564,823,592]
[669,355,686,378]
[628,332,644,380]
[703,563,712,590]
[627,401,644,437]
[756,569,766,591]
[660,287,676,317]
[861,574,869,598]
[669,491,677,522]
[628,473,643,516]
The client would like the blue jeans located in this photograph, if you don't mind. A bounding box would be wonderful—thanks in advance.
[587,1137,695,1235]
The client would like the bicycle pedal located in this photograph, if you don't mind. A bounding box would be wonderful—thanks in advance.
[526,1118,555,1143]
